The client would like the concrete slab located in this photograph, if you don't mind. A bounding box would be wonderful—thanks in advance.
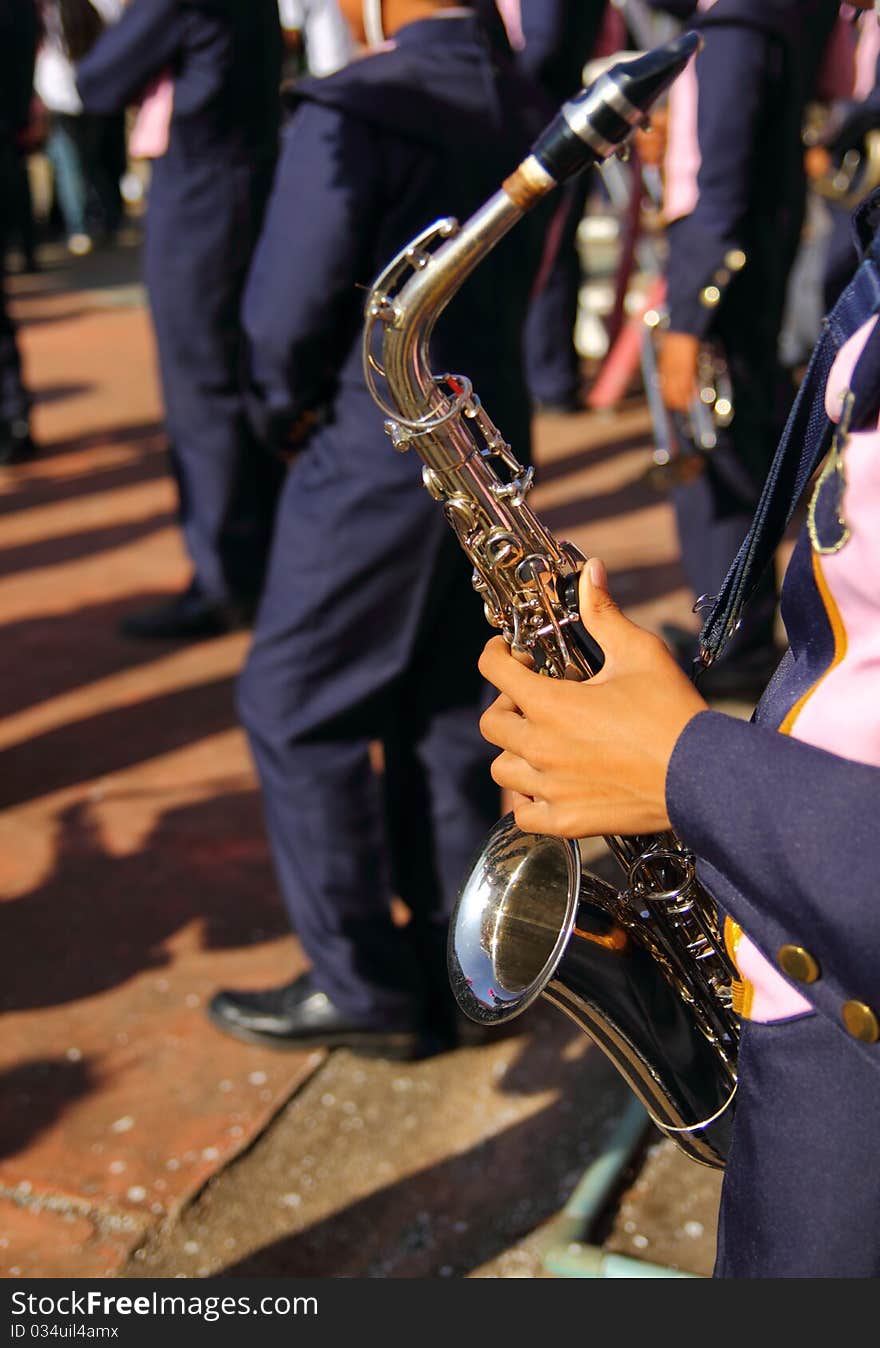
[122,1007,632,1278]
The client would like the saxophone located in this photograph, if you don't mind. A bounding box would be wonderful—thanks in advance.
[362,33,738,1169]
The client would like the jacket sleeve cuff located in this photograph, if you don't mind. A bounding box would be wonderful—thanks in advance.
[666,709,741,852]
[664,708,880,1038]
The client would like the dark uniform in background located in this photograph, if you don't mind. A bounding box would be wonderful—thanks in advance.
[77,0,284,637]
[661,0,839,690]
[821,56,880,310]
[518,0,607,411]
[0,0,40,464]
[209,9,547,1053]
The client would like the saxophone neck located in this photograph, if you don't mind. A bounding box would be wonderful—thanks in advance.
[373,189,524,423]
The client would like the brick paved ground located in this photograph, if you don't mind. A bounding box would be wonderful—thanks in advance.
[1,238,732,1280]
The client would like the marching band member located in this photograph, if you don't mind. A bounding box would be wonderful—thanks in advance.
[0,0,39,466]
[208,0,547,1057]
[516,0,608,413]
[76,0,284,639]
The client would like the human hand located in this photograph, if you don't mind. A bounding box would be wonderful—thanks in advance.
[658,330,699,412]
[478,559,708,839]
[804,144,832,182]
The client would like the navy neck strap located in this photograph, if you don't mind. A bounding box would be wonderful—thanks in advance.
[698,211,880,667]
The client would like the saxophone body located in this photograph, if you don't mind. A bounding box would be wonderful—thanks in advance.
[363,35,738,1168]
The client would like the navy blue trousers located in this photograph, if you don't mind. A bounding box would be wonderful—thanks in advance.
[0,277,26,427]
[716,1013,880,1277]
[0,138,28,428]
[144,153,281,607]
[237,405,499,1028]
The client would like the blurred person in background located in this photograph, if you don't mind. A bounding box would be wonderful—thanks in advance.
[77,0,285,640]
[5,77,44,276]
[0,0,40,464]
[278,0,354,79]
[208,0,549,1058]
[655,0,840,698]
[35,0,123,256]
[514,0,608,413]
[811,7,880,310]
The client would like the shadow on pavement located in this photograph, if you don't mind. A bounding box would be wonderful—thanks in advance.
[0,673,240,809]
[0,791,288,1015]
[0,1058,100,1162]
[0,450,170,519]
[607,558,688,607]
[218,1019,625,1278]
[8,235,144,303]
[0,593,197,719]
[542,474,661,532]
[535,426,654,484]
[0,513,176,579]
[21,419,165,465]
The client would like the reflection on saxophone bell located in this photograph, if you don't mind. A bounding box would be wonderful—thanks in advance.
[362,33,738,1168]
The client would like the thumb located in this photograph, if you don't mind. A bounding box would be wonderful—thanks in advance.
[578,557,620,621]
[576,557,635,660]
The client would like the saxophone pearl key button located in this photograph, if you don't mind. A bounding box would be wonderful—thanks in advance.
[777,944,820,984]
[842,1001,880,1043]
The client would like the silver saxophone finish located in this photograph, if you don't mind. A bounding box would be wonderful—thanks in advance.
[363,36,738,1169]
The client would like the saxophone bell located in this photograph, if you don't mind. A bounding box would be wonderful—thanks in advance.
[449,814,736,1169]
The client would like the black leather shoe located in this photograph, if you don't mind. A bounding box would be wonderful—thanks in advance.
[207,973,426,1059]
[119,583,253,640]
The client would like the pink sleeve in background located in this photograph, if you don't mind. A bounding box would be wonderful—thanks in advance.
[854,11,880,100]
[494,0,524,52]
[663,57,700,224]
[128,75,174,160]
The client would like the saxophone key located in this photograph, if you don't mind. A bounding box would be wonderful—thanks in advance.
[422,465,448,501]
[483,528,525,568]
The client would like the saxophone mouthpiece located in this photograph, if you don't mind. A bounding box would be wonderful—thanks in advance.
[512,31,701,203]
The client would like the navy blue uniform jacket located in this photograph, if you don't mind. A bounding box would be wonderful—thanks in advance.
[244,14,547,460]
[517,0,607,104]
[75,0,280,163]
[665,0,838,339]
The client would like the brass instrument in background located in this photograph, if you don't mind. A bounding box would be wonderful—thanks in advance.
[812,128,880,211]
[641,253,743,490]
[642,318,734,484]
[596,152,741,489]
[363,35,738,1168]
[804,98,880,212]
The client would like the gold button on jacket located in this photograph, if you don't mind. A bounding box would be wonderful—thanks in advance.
[842,1001,880,1043]
[777,944,820,984]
